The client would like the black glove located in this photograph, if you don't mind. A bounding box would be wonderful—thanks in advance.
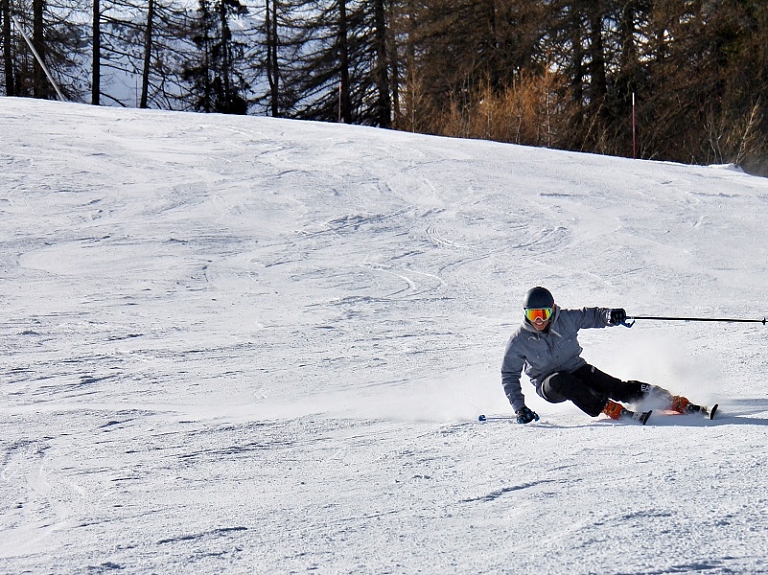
[609,308,627,325]
[515,405,540,424]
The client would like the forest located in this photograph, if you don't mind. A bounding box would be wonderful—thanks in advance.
[2,0,767,175]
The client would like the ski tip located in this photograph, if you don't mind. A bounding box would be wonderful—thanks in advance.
[709,404,719,420]
[640,410,652,425]
[478,414,487,422]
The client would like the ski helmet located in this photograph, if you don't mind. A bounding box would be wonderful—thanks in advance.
[523,286,554,309]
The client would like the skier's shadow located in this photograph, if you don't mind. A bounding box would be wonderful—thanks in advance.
[644,414,768,427]
[716,416,768,426]
[699,398,768,427]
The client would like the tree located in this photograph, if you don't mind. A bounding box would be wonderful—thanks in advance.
[373,0,390,127]
[401,0,549,138]
[183,0,250,114]
[2,0,14,95]
[92,0,100,104]
[268,0,395,125]
[337,0,350,122]
[635,0,767,168]
[32,0,46,97]
[1,0,86,101]
[264,0,279,116]
[139,0,154,108]
[96,0,194,109]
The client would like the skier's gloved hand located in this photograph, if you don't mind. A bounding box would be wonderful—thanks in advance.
[609,308,627,325]
[515,405,540,424]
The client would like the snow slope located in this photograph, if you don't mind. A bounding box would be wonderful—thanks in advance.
[1,97,768,574]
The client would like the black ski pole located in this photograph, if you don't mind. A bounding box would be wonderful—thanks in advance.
[624,315,767,326]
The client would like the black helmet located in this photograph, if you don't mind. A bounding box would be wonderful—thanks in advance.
[523,286,554,309]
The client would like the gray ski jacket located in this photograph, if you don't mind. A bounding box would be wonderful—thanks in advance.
[501,307,615,411]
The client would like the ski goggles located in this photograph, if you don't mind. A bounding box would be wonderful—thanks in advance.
[525,307,553,323]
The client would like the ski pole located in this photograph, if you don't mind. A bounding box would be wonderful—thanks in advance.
[624,315,767,327]
[478,414,514,422]
[478,413,540,423]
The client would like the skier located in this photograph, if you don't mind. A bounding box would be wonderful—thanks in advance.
[502,286,707,424]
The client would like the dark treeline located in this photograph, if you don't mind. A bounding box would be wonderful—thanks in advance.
[2,0,767,173]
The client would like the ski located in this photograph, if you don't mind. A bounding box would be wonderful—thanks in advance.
[686,403,718,419]
[478,405,715,425]
[625,409,652,425]
[636,409,653,425]
[661,403,718,419]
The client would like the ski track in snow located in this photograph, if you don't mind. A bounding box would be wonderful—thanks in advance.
[1,98,768,574]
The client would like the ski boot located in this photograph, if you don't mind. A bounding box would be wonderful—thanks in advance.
[602,400,652,425]
[671,395,718,419]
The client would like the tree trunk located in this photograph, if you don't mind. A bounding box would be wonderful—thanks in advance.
[373,0,390,127]
[2,0,14,96]
[33,0,47,98]
[92,0,100,105]
[140,0,154,108]
[586,0,607,112]
[265,0,279,116]
[338,0,351,123]
[388,0,399,127]
[202,0,211,112]
[219,0,230,103]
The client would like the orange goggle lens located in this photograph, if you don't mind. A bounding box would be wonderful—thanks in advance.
[525,307,553,323]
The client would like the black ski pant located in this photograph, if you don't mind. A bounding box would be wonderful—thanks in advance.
[539,364,647,417]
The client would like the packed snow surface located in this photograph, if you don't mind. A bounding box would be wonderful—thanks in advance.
[1,98,768,574]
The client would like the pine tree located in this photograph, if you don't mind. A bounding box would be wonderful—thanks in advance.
[2,0,15,95]
[183,0,249,114]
